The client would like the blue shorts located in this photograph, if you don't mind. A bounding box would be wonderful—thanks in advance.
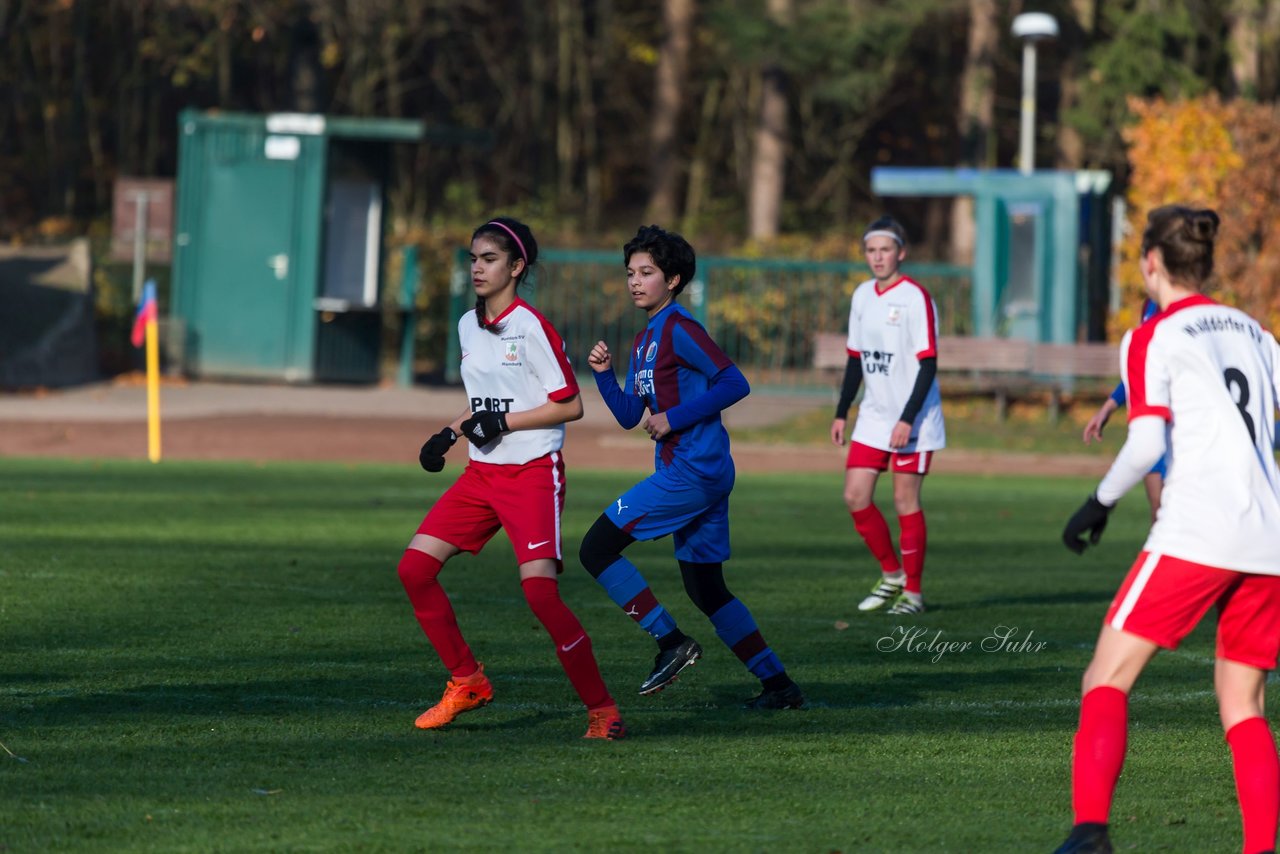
[607,467,731,563]
[1149,455,1168,479]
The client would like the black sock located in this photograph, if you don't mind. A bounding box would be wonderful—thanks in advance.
[762,673,793,693]
[1069,822,1109,837]
[658,628,688,652]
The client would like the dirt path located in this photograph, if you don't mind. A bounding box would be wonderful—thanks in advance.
[0,379,1109,476]
[0,415,1110,477]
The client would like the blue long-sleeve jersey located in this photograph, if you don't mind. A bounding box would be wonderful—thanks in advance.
[594,303,748,486]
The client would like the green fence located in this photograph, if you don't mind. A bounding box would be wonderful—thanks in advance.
[448,249,971,394]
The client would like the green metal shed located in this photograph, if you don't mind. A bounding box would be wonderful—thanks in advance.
[171,109,424,383]
[871,167,1114,344]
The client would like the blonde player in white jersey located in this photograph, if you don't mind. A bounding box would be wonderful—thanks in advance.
[395,217,625,741]
[831,216,945,616]
[1056,206,1280,854]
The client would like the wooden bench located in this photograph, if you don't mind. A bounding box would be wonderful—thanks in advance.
[1029,341,1122,418]
[812,333,1120,420]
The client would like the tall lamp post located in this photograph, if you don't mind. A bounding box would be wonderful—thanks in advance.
[1012,12,1059,175]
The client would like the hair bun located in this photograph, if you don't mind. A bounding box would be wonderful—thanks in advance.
[1187,209,1220,243]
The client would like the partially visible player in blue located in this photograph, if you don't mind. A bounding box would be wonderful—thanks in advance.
[1082,298,1165,522]
[578,224,805,709]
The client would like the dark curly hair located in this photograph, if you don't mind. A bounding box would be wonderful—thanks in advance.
[623,225,696,298]
[472,216,538,333]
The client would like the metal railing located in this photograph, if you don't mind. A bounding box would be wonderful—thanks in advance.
[448,248,971,394]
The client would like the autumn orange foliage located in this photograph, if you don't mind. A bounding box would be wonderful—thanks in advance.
[1118,96,1280,336]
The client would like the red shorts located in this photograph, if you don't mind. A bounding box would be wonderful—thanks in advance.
[418,452,566,567]
[1105,551,1280,669]
[846,441,934,475]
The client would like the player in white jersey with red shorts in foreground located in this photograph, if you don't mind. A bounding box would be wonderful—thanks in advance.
[396,217,625,741]
[1057,206,1280,854]
[831,216,946,616]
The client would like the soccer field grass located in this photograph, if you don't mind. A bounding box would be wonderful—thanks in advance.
[0,458,1249,852]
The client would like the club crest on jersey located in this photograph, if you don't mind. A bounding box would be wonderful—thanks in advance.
[886,305,904,326]
[504,341,519,362]
[645,341,658,362]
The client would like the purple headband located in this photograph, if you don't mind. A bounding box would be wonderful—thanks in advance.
[485,221,528,264]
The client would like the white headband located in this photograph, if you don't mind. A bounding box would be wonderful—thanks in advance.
[863,229,904,246]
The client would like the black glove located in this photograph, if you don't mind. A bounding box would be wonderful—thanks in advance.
[460,410,509,447]
[418,427,457,472]
[1063,493,1113,554]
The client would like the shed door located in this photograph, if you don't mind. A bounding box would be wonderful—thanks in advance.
[194,156,298,377]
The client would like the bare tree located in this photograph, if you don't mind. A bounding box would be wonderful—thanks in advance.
[950,0,996,264]
[1266,0,1280,100]
[748,0,791,242]
[682,76,723,231]
[646,0,692,224]
[575,0,606,227]
[1230,0,1262,98]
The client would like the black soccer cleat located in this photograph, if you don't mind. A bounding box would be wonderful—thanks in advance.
[744,682,806,710]
[639,637,702,695]
[1053,823,1112,854]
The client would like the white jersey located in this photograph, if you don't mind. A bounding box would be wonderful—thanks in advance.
[1124,295,1280,573]
[846,275,946,452]
[457,298,580,465]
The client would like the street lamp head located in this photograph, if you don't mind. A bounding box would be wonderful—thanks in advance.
[1012,12,1057,174]
[1012,12,1059,42]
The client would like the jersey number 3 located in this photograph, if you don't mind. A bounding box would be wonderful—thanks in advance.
[1224,368,1257,444]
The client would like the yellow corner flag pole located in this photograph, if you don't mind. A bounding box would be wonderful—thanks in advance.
[146,313,161,463]
[133,279,162,463]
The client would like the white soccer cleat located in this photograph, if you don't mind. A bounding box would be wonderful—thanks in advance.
[887,593,925,615]
[857,577,905,612]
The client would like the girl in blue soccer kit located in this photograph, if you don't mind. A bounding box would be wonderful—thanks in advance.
[578,224,804,709]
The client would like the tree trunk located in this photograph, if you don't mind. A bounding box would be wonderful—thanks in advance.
[1265,0,1280,101]
[682,76,723,232]
[646,0,692,224]
[524,0,549,194]
[576,0,604,228]
[217,5,234,108]
[1230,0,1261,99]
[289,4,322,112]
[119,0,146,177]
[950,0,996,265]
[555,0,575,207]
[70,0,93,212]
[748,0,791,242]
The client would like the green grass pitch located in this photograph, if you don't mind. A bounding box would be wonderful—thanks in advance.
[0,458,1250,852]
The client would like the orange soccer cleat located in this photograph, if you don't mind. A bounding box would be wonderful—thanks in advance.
[414,665,494,730]
[583,704,627,740]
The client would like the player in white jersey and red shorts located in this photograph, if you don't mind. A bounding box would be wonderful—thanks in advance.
[395,217,625,741]
[831,216,945,616]
[1057,206,1280,854]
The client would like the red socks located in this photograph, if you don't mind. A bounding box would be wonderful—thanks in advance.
[522,577,613,711]
[1073,693,1278,852]
[851,506,927,594]
[397,549,478,678]
[1072,686,1129,825]
[851,505,900,573]
[398,551,611,710]
[898,511,926,594]
[1227,717,1280,854]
